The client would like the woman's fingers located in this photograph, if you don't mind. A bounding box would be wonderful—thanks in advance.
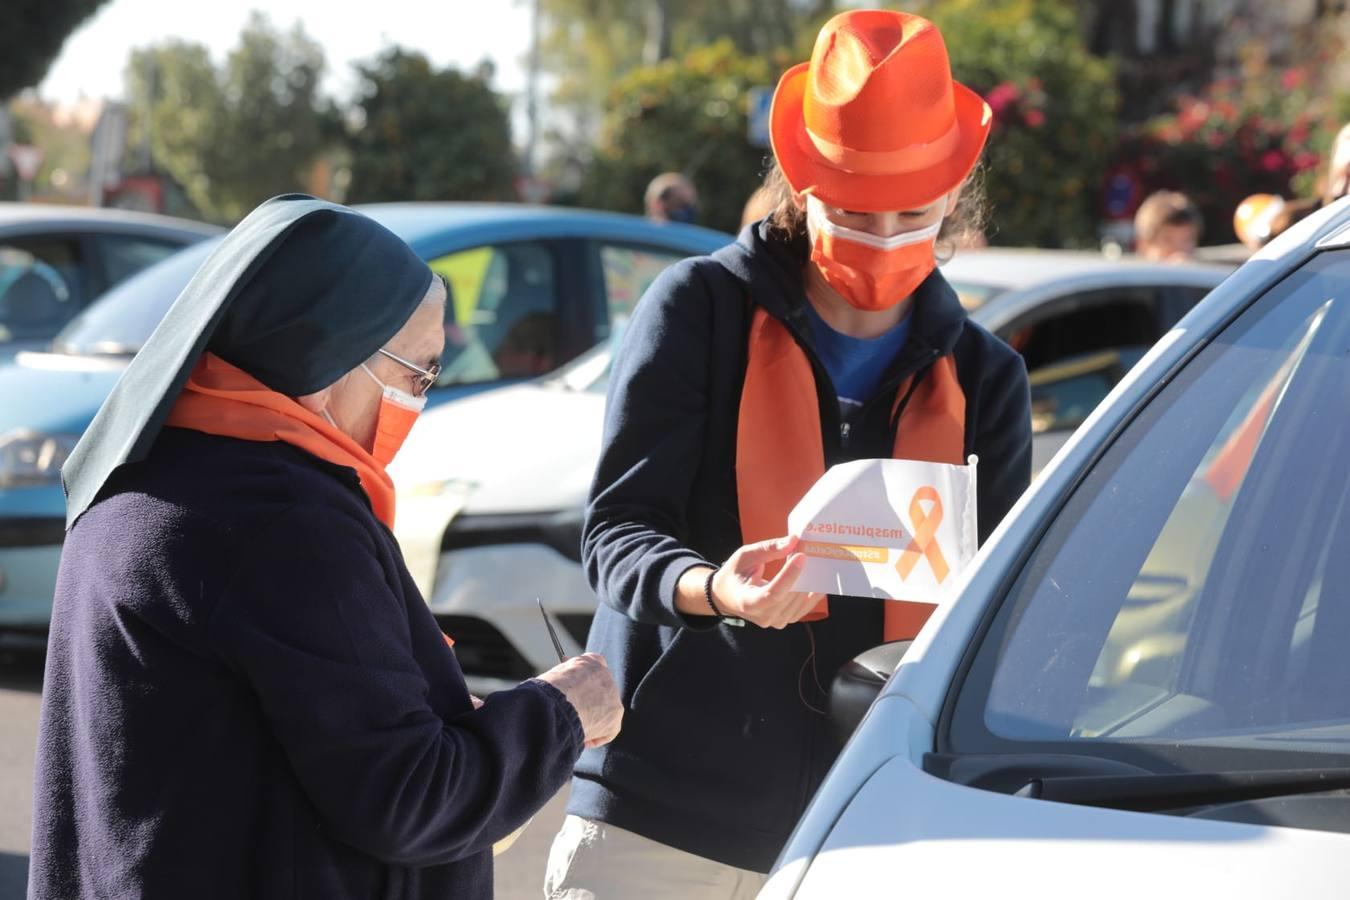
[761,552,806,599]
[732,535,798,571]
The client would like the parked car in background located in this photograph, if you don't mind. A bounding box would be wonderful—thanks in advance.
[390,249,1234,693]
[0,204,730,639]
[763,199,1350,899]
[0,203,221,363]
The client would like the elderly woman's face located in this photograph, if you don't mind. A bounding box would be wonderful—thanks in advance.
[312,279,446,453]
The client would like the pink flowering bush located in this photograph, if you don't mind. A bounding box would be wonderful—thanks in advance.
[1112,52,1350,242]
[930,0,1119,248]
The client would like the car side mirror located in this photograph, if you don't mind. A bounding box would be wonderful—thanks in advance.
[828,640,913,746]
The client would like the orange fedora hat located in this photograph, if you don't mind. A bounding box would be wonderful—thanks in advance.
[770,9,992,213]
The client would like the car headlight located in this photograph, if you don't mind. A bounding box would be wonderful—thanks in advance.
[0,430,80,489]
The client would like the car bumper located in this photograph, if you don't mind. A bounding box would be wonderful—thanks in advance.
[0,516,64,630]
[425,542,594,696]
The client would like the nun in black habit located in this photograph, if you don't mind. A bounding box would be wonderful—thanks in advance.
[27,195,621,900]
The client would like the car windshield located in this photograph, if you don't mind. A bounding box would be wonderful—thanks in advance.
[951,250,1350,771]
[52,240,217,356]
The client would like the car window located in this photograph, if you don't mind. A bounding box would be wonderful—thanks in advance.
[0,237,85,344]
[595,244,686,346]
[429,241,559,384]
[1028,347,1148,434]
[1157,284,1214,329]
[54,239,215,356]
[97,234,184,286]
[952,251,1350,769]
[999,287,1159,373]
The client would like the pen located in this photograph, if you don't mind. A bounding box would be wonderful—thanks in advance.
[537,598,567,663]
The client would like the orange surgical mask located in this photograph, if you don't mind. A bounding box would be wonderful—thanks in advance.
[356,363,427,465]
[807,196,941,312]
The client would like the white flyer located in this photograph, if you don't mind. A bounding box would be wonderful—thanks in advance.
[786,457,978,604]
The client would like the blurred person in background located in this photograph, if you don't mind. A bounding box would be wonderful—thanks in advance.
[1134,189,1203,262]
[1235,122,1350,252]
[28,195,622,900]
[645,171,701,224]
[545,10,1030,899]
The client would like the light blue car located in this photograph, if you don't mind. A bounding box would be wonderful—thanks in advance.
[0,203,730,635]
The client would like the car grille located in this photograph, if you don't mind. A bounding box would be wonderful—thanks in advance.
[435,614,536,681]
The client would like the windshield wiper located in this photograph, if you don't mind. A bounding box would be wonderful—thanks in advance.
[1017,767,1350,812]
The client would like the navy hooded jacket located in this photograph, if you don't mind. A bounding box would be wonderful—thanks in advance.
[29,429,584,899]
[568,221,1031,872]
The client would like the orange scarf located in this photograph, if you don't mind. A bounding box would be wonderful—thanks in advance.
[736,308,966,641]
[164,353,397,529]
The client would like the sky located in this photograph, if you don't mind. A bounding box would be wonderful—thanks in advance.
[38,0,536,133]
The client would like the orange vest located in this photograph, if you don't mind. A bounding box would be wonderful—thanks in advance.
[735,308,966,641]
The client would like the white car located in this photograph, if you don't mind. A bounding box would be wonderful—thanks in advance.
[764,199,1350,897]
[390,250,1233,693]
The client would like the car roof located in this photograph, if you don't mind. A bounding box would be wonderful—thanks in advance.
[0,202,223,239]
[943,247,1234,292]
[951,248,1234,332]
[353,202,730,255]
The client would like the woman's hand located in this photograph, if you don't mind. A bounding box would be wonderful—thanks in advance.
[676,537,825,629]
[535,652,624,749]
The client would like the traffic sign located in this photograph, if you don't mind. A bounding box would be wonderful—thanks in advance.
[7,144,44,182]
[747,86,773,148]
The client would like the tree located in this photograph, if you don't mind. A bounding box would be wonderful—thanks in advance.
[1,0,112,100]
[124,41,224,214]
[578,40,774,232]
[535,0,834,167]
[924,0,1120,247]
[344,49,517,203]
[206,14,336,221]
[125,14,337,223]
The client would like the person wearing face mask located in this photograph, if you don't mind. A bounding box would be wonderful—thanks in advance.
[29,195,623,900]
[545,10,1031,898]
[645,171,701,224]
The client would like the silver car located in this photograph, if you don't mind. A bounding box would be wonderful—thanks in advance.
[765,197,1350,898]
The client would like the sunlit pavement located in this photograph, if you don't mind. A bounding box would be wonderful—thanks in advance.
[0,647,564,900]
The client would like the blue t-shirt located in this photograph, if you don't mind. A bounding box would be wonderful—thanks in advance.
[803,301,912,423]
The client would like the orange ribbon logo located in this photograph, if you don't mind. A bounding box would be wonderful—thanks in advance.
[896,486,949,583]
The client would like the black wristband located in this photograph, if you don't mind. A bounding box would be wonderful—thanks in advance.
[703,567,726,618]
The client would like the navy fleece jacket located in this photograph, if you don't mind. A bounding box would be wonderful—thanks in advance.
[568,221,1032,872]
[29,429,584,900]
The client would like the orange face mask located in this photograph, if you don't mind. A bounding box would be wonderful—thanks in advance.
[807,196,942,312]
[355,363,426,466]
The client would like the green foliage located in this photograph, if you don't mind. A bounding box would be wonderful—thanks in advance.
[344,49,517,204]
[125,41,224,214]
[126,14,337,223]
[537,0,835,168]
[8,98,92,190]
[923,0,1119,247]
[577,40,775,233]
[0,0,112,99]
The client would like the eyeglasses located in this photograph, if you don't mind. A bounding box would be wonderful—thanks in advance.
[376,347,441,397]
